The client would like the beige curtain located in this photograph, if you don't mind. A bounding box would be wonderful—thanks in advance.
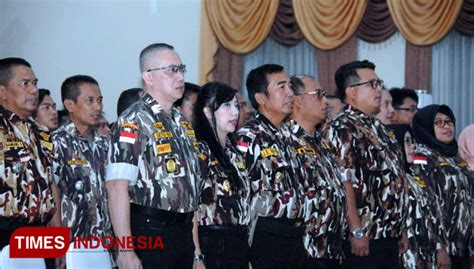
[293,0,367,50]
[204,0,279,54]
[387,0,463,45]
[199,2,218,84]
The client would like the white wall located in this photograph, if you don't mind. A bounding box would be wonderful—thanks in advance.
[0,0,201,121]
[357,32,406,89]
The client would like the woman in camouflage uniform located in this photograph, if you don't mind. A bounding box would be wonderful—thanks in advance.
[387,124,450,269]
[192,82,251,269]
[411,105,473,269]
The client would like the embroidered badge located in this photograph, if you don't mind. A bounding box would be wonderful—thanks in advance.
[165,157,177,174]
[413,156,428,165]
[223,180,231,192]
[154,132,173,139]
[261,148,279,158]
[119,131,137,144]
[156,143,172,154]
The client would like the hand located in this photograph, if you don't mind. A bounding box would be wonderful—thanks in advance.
[193,260,206,269]
[436,249,451,269]
[398,232,409,253]
[117,251,142,269]
[55,256,66,269]
[350,236,369,256]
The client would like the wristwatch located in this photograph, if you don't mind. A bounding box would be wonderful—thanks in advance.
[194,254,205,262]
[351,228,365,239]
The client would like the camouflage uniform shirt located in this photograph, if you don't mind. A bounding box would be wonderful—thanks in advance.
[0,106,56,224]
[106,92,201,213]
[321,106,408,239]
[411,143,472,257]
[233,113,306,219]
[52,122,111,237]
[196,140,250,226]
[402,171,448,268]
[288,120,346,259]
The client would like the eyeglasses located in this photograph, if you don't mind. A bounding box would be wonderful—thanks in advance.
[349,79,384,90]
[298,89,326,100]
[394,106,417,112]
[434,119,454,128]
[146,64,186,74]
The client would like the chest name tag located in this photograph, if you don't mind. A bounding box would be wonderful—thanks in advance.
[154,132,173,139]
[261,148,279,158]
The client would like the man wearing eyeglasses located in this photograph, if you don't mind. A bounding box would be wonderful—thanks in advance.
[106,43,201,269]
[289,75,347,269]
[321,60,409,269]
[389,87,419,126]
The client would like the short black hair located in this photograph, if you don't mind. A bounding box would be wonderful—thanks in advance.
[290,76,305,95]
[61,75,99,103]
[246,64,284,110]
[334,60,375,102]
[117,88,142,117]
[174,82,201,107]
[0,57,32,86]
[139,43,174,72]
[389,87,419,108]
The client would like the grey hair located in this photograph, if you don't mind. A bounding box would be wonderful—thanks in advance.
[139,43,174,72]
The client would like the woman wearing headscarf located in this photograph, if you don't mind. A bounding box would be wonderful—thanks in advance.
[387,124,450,269]
[191,82,251,269]
[412,104,473,269]
[459,124,474,171]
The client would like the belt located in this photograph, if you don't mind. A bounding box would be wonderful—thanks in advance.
[0,217,43,231]
[130,203,193,224]
[256,217,305,238]
[199,225,248,235]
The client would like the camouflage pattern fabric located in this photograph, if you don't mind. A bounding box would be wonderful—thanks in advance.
[321,105,408,240]
[106,92,201,213]
[287,120,346,260]
[402,172,448,268]
[196,140,250,226]
[0,106,56,224]
[52,122,111,238]
[233,113,306,219]
[411,143,472,257]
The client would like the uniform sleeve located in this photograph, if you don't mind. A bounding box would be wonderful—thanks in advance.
[105,116,142,184]
[51,134,64,185]
[321,124,358,185]
[234,130,278,217]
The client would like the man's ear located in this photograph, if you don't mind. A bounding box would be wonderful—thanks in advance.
[141,71,152,87]
[255,92,266,106]
[203,107,212,120]
[346,87,356,103]
[63,99,75,113]
[0,85,6,101]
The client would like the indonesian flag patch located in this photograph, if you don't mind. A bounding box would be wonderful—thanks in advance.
[413,156,428,165]
[236,140,249,153]
[119,131,137,144]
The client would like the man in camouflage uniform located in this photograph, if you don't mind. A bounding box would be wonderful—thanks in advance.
[0,58,60,250]
[290,75,347,269]
[321,60,409,269]
[106,43,201,269]
[52,75,111,239]
[234,64,307,268]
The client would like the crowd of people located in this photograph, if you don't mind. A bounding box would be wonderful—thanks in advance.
[0,42,472,269]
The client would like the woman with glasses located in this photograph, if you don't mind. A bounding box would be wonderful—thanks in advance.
[411,104,473,269]
[192,82,251,269]
[387,124,450,269]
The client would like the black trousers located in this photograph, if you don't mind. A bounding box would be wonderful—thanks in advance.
[304,258,341,269]
[449,255,471,269]
[342,238,400,269]
[130,210,194,269]
[249,217,306,269]
[198,225,249,269]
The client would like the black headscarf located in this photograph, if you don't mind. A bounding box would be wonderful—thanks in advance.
[387,124,412,172]
[412,104,458,157]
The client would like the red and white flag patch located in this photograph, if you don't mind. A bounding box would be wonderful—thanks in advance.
[236,140,249,153]
[119,131,137,144]
[413,156,428,165]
